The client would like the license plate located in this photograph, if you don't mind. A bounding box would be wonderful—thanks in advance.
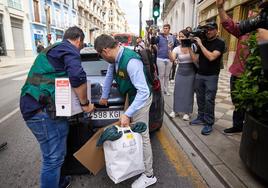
[90,110,123,120]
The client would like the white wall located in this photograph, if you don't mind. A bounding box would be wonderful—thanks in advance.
[162,0,195,33]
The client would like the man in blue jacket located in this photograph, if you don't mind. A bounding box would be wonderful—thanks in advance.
[20,26,94,188]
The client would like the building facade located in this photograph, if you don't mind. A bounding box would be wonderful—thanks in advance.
[0,0,130,57]
[77,0,106,45]
[0,0,32,57]
[29,0,78,54]
[196,0,262,67]
[105,0,129,34]
[162,0,196,33]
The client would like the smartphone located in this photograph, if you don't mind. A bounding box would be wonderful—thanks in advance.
[181,39,192,48]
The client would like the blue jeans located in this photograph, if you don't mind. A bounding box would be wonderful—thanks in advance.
[195,74,219,125]
[26,112,69,188]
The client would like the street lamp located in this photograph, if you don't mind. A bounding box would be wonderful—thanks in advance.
[44,1,51,45]
[138,0,143,37]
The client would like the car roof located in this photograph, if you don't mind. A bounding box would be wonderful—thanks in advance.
[80,47,97,54]
[80,47,100,61]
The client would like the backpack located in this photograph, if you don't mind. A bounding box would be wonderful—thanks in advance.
[136,48,158,88]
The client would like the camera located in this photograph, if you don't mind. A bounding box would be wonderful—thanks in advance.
[190,26,208,41]
[180,39,192,48]
[238,2,268,78]
[239,2,268,35]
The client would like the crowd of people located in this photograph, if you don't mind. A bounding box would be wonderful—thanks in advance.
[146,21,225,136]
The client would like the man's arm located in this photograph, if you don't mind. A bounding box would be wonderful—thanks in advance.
[63,46,94,112]
[194,37,222,62]
[217,0,241,38]
[120,58,150,126]
[100,63,114,105]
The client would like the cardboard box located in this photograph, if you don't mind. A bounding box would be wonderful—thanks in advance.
[55,78,91,116]
[74,128,105,175]
[74,122,120,175]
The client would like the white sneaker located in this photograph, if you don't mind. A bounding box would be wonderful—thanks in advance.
[131,174,157,188]
[169,111,176,118]
[182,114,190,121]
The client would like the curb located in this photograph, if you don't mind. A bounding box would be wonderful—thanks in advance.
[163,111,227,188]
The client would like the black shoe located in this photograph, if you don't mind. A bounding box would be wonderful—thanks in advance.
[224,127,242,134]
[0,142,7,151]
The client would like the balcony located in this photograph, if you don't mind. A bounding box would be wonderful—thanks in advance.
[78,0,85,8]
[52,0,61,5]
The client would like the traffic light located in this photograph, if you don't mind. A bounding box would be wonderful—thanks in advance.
[153,0,160,18]
[152,0,160,24]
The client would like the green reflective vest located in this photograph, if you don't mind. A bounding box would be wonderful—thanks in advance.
[114,47,151,104]
[21,43,67,103]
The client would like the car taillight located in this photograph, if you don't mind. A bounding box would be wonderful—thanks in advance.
[112,83,118,88]
[152,79,161,92]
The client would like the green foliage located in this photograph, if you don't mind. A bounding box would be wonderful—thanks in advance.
[233,33,268,118]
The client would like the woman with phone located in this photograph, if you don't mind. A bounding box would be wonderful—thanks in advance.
[168,29,198,121]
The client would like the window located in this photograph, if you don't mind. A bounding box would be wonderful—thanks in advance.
[64,0,69,5]
[64,11,68,28]
[8,0,22,10]
[33,0,40,22]
[56,9,61,27]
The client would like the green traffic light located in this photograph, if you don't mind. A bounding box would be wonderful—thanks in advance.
[153,10,159,17]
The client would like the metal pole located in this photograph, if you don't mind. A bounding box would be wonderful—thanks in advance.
[139,0,143,37]
[139,8,142,37]
[45,1,51,45]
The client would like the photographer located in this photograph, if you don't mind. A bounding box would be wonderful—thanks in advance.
[190,22,225,135]
[216,0,251,134]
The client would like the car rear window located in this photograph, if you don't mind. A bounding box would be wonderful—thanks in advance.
[82,59,109,76]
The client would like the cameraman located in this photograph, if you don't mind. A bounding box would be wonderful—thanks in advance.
[216,0,250,134]
[190,22,225,135]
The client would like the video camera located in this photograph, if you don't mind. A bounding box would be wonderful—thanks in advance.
[238,2,268,78]
[190,26,208,41]
[180,26,208,48]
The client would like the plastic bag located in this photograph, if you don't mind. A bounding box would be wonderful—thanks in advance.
[103,126,145,184]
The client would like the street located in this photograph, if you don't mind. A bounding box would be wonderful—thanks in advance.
[0,62,206,187]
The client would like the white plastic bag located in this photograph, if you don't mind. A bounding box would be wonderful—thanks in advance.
[103,126,145,184]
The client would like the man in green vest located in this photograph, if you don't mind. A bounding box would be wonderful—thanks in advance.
[94,34,157,188]
[20,26,94,188]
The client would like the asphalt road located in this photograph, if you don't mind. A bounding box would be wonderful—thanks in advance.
[0,64,206,188]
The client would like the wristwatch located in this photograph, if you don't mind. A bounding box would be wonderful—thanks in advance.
[80,99,89,107]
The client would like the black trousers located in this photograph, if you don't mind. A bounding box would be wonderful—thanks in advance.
[230,75,245,128]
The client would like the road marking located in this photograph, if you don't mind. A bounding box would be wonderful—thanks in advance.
[156,126,207,187]
[0,70,29,80]
[0,107,20,124]
[12,74,27,81]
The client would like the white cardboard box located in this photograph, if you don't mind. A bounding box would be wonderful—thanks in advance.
[55,78,91,116]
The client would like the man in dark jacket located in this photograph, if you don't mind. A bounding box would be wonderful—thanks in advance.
[20,26,94,188]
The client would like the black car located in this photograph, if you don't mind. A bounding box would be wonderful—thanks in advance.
[62,47,164,175]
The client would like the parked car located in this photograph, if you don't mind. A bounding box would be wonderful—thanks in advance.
[80,47,164,132]
[62,47,164,175]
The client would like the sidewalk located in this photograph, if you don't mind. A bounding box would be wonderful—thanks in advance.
[163,70,266,188]
[0,56,35,68]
